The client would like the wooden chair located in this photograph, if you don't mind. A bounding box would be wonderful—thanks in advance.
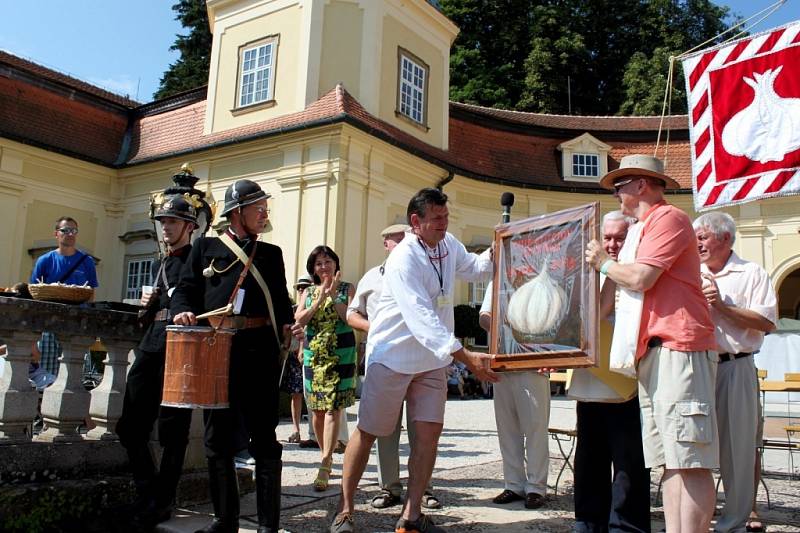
[783,373,800,478]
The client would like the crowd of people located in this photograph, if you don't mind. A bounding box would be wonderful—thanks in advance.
[17,152,780,533]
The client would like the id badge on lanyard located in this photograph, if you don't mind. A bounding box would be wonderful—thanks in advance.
[436,293,452,307]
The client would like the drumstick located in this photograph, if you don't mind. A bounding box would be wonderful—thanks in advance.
[195,304,234,320]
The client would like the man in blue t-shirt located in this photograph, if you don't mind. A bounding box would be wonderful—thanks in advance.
[29,216,99,379]
[30,216,98,288]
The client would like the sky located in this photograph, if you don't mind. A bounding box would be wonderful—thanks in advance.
[0,0,799,105]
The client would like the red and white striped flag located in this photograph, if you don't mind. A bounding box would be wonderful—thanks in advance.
[682,21,800,211]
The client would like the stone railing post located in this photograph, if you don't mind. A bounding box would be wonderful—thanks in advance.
[87,340,133,440]
[0,331,41,443]
[37,334,95,442]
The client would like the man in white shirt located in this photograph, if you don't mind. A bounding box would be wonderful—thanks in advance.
[694,212,777,533]
[330,188,498,533]
[346,224,442,511]
[570,211,650,532]
[478,280,550,510]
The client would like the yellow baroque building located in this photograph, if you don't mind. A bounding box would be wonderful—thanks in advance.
[1,0,798,318]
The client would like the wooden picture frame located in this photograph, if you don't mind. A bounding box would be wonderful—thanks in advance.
[489,202,599,371]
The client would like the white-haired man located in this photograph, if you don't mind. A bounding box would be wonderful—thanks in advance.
[585,155,717,532]
[571,210,650,532]
[694,211,776,533]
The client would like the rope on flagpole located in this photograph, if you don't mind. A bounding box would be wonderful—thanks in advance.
[653,0,787,166]
[654,56,676,165]
[675,0,787,60]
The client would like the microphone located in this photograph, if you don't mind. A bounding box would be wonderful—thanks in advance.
[500,192,515,224]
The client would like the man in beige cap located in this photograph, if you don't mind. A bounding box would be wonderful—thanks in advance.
[585,155,718,532]
[346,223,442,510]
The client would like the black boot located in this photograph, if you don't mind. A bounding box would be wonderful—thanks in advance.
[124,445,157,516]
[133,444,187,530]
[194,456,240,533]
[255,459,282,533]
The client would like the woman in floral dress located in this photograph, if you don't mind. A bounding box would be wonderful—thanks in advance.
[294,246,356,491]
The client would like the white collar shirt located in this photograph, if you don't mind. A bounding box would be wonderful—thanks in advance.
[701,252,777,354]
[366,232,493,374]
[347,263,384,323]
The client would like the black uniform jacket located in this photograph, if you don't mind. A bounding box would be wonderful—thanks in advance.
[138,244,191,353]
[170,232,293,342]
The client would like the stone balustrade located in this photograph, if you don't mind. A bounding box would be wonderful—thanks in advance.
[0,296,145,482]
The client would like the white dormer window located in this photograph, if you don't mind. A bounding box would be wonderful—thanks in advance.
[237,36,279,109]
[573,153,599,177]
[557,133,612,183]
[396,48,429,127]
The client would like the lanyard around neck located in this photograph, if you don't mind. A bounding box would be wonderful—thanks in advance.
[418,239,444,295]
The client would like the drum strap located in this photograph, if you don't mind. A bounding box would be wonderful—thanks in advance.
[219,234,285,357]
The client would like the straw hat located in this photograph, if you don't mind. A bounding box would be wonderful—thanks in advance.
[599,154,680,190]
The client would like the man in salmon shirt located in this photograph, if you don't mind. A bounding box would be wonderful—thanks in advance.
[585,154,718,533]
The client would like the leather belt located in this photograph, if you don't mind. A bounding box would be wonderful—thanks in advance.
[718,352,752,363]
[154,309,170,322]
[207,315,271,330]
[647,336,663,348]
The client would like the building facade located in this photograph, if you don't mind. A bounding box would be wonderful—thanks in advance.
[1,0,798,316]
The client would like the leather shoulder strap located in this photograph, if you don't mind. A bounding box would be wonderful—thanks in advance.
[219,233,282,348]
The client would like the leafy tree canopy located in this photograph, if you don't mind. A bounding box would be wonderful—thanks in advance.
[441,0,734,115]
[154,0,212,101]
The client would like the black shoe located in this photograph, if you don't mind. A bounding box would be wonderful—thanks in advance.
[131,500,172,531]
[492,489,524,504]
[298,439,320,449]
[524,492,545,509]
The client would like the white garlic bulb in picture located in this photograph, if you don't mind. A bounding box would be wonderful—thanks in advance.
[507,268,567,336]
[721,66,800,163]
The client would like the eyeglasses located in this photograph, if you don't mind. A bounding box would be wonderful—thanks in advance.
[249,206,270,215]
[612,178,639,193]
[57,227,79,235]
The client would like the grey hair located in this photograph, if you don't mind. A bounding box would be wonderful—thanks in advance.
[693,211,737,245]
[602,210,636,227]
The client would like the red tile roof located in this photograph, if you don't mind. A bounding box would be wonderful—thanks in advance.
[1,49,694,189]
[0,50,139,108]
[451,101,690,132]
[0,72,129,165]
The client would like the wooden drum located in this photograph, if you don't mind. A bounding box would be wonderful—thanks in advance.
[163,325,235,409]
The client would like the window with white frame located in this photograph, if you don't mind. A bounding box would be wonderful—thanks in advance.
[397,48,428,125]
[572,153,600,178]
[238,36,279,108]
[469,280,489,347]
[125,257,153,301]
[469,280,487,306]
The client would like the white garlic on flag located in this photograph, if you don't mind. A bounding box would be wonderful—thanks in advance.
[721,66,800,164]
[507,267,567,336]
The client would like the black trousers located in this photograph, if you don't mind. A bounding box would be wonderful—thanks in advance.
[116,348,193,480]
[574,397,651,533]
[203,328,282,461]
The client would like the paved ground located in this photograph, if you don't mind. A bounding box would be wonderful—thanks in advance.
[160,396,800,532]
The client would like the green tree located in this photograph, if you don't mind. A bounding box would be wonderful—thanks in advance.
[153,0,212,100]
[441,0,733,115]
[441,0,535,109]
[619,0,732,115]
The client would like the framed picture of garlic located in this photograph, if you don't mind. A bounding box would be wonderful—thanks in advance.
[489,202,599,371]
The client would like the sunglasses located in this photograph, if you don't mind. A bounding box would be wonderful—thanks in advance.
[612,178,639,193]
[57,227,79,235]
